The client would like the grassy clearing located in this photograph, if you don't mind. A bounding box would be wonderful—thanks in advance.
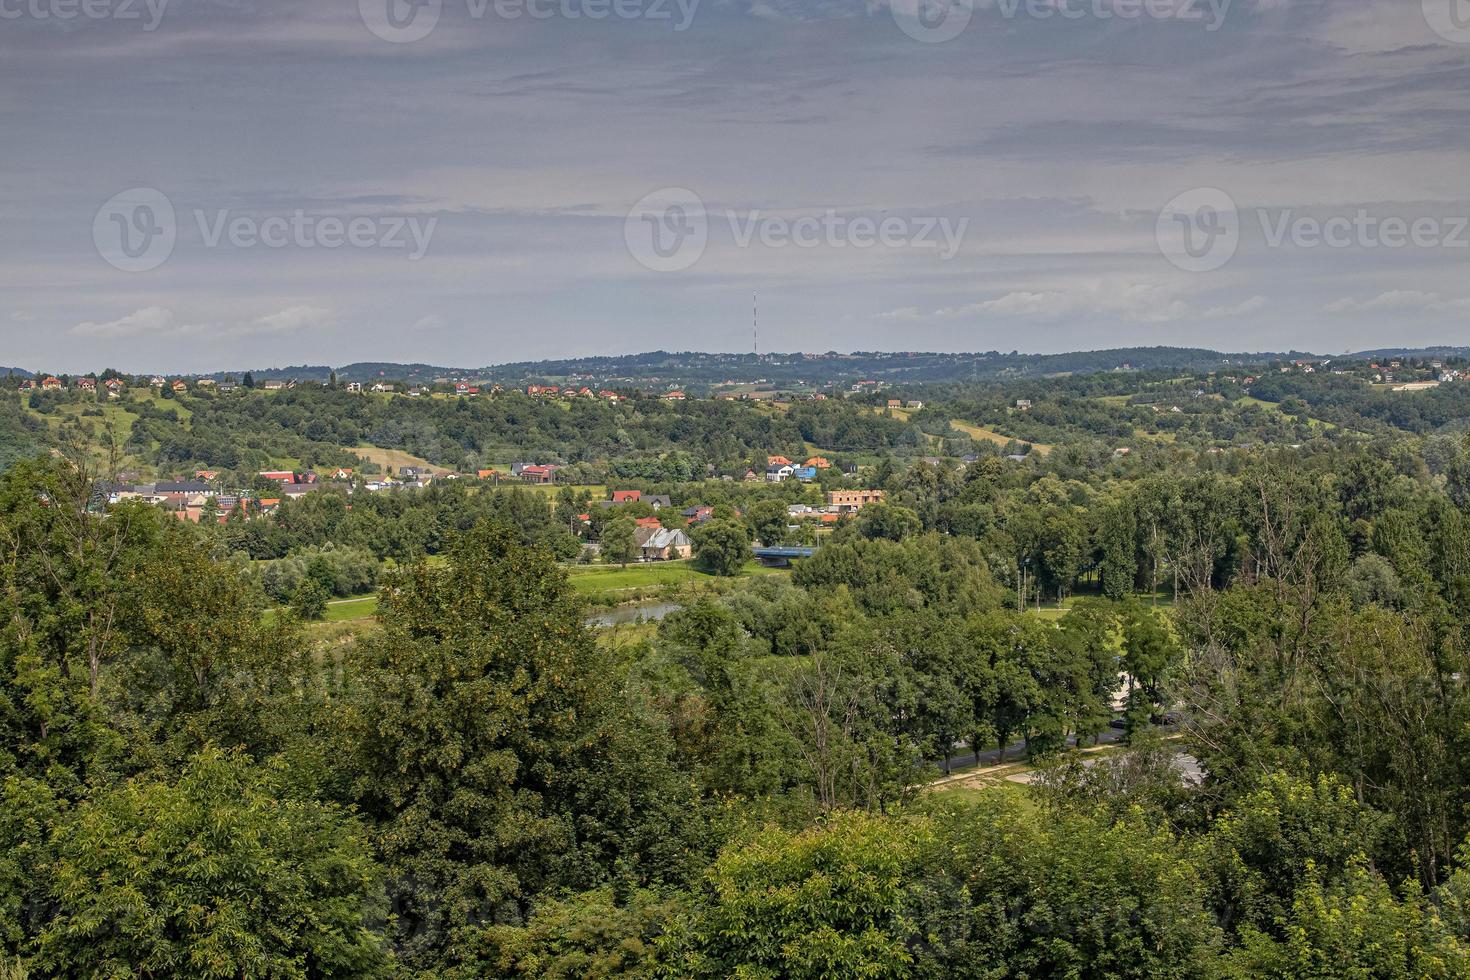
[1026,590,1177,621]
[569,559,785,592]
[928,743,1126,804]
[349,445,440,475]
[324,595,379,621]
[1238,396,1347,433]
[949,419,1052,456]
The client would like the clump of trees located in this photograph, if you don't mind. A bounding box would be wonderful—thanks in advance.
[8,415,1470,977]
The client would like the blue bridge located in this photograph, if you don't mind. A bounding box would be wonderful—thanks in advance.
[752,546,817,567]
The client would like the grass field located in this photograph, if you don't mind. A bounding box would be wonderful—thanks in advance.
[324,595,379,621]
[349,445,440,475]
[275,559,787,628]
[1027,590,1176,620]
[949,419,1052,455]
[569,558,786,594]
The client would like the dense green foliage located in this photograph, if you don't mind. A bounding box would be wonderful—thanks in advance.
[8,356,1470,977]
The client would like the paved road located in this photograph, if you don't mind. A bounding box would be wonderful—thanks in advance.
[933,726,1128,774]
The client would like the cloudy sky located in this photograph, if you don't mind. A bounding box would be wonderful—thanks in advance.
[1,0,1468,373]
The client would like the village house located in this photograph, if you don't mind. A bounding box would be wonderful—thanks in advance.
[635,526,693,561]
[514,463,558,485]
[826,489,885,513]
[170,380,188,392]
[42,377,62,391]
[76,377,96,391]
[766,464,796,483]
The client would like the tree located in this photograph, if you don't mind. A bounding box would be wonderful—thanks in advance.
[856,502,921,542]
[289,577,329,620]
[336,523,694,971]
[658,810,925,979]
[601,516,638,568]
[1224,863,1469,979]
[744,499,788,547]
[35,748,388,979]
[692,519,751,577]
[1096,499,1138,600]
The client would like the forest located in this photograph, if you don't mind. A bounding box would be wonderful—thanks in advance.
[5,365,1470,978]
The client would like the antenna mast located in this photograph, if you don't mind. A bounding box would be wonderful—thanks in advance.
[753,291,759,357]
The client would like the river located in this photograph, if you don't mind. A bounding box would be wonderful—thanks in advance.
[585,601,683,627]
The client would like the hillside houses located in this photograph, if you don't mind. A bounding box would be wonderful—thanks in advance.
[634,526,692,561]
[513,462,559,484]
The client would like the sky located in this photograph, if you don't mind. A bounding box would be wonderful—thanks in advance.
[1,0,1468,373]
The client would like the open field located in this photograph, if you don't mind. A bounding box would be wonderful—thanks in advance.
[949,418,1052,455]
[569,558,786,592]
[1027,590,1176,620]
[349,445,440,475]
